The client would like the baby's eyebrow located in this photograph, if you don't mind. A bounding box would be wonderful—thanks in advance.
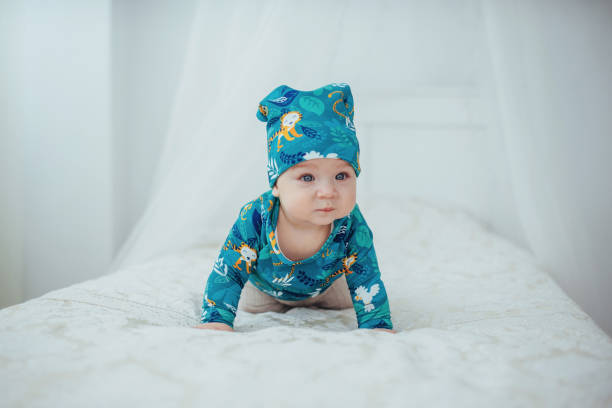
[294,162,351,170]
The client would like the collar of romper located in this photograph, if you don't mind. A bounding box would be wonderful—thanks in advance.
[273,222,333,262]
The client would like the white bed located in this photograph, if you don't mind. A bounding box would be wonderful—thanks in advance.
[2,195,611,407]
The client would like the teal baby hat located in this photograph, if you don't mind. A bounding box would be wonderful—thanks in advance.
[256,82,361,188]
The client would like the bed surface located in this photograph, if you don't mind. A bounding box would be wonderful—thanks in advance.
[2,196,611,407]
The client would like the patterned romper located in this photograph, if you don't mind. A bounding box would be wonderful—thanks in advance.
[200,189,393,330]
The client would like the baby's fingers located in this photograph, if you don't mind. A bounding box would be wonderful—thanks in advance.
[371,328,396,334]
[194,323,234,332]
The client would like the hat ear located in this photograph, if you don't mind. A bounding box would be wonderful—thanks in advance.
[342,84,355,122]
[257,84,295,123]
[328,83,355,123]
[256,102,269,122]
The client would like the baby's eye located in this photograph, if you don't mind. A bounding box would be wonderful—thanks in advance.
[336,172,348,180]
[300,174,314,182]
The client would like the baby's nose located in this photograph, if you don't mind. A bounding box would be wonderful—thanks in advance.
[316,182,336,197]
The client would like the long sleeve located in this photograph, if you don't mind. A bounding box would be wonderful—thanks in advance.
[344,205,393,330]
[200,200,261,328]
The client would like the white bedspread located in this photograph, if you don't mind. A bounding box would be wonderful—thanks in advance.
[2,197,611,407]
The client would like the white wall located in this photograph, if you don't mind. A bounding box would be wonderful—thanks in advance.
[12,1,114,303]
[0,2,25,307]
[0,0,195,307]
[0,1,114,306]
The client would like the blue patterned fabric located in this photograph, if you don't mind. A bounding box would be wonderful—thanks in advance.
[200,189,394,330]
[256,83,361,188]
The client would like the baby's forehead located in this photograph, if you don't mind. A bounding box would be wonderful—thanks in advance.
[292,159,352,171]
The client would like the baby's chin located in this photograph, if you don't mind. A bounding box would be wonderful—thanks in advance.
[310,210,348,223]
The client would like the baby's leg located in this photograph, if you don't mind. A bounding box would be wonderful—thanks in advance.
[276,273,353,310]
[238,280,291,314]
[311,274,353,310]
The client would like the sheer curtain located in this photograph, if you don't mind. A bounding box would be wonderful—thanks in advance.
[480,1,612,334]
[109,0,381,271]
[109,0,612,335]
[110,0,483,271]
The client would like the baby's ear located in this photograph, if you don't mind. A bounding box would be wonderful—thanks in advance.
[271,185,279,197]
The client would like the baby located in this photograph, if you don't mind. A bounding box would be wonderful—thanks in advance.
[195,83,395,333]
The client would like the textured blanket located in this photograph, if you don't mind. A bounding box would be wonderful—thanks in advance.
[2,197,611,407]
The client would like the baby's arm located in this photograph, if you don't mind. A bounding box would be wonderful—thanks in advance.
[344,205,394,331]
[196,201,261,331]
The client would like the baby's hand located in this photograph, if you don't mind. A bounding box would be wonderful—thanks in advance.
[371,328,396,334]
[194,322,234,332]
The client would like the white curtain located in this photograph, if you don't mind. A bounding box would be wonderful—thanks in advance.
[480,1,612,331]
[109,0,612,334]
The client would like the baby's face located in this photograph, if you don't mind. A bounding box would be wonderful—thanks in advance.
[272,158,356,228]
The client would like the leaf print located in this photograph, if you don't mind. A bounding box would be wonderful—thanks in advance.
[331,128,350,144]
[345,116,355,131]
[298,120,325,130]
[252,209,262,236]
[266,116,279,130]
[324,120,342,130]
[258,248,270,261]
[299,95,325,115]
[272,273,295,287]
[268,157,279,180]
[224,303,237,314]
[232,224,244,241]
[322,256,344,271]
[269,89,299,106]
[214,276,229,283]
[355,225,372,247]
[279,151,305,164]
[246,237,258,250]
[296,270,325,287]
[213,257,228,276]
[300,125,322,140]
[308,288,322,297]
[352,262,366,276]
[262,288,283,297]
[351,207,364,223]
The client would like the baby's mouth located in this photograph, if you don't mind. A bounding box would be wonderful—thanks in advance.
[316,207,334,212]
